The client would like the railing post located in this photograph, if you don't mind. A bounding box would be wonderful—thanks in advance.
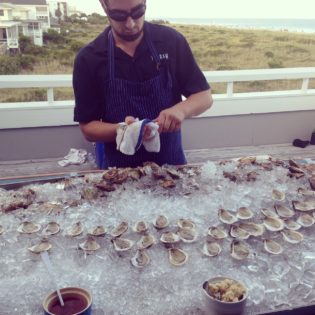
[301,78,309,94]
[227,82,234,97]
[47,87,54,105]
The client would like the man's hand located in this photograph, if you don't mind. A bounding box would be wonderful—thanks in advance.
[154,106,186,133]
[124,116,151,140]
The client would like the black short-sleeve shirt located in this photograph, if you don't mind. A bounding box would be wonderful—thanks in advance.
[73,22,210,123]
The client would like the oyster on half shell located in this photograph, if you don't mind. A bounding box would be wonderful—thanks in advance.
[79,236,101,252]
[110,221,128,238]
[18,221,41,234]
[208,226,228,240]
[67,222,84,237]
[230,225,250,240]
[137,234,156,249]
[177,218,196,230]
[201,241,222,257]
[133,221,149,234]
[153,215,169,230]
[281,229,304,244]
[263,217,284,232]
[238,222,265,237]
[42,222,60,236]
[274,204,295,218]
[131,249,150,268]
[261,208,278,219]
[230,240,250,260]
[218,208,238,224]
[88,225,107,237]
[296,214,315,227]
[168,248,188,266]
[178,228,198,243]
[28,238,52,253]
[292,200,315,212]
[264,239,283,255]
[236,207,254,220]
[112,238,134,252]
[160,231,180,245]
[284,219,301,231]
[272,189,285,201]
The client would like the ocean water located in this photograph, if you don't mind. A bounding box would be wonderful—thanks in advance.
[162,18,315,33]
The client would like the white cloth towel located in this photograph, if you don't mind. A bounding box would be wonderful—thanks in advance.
[58,148,87,167]
[116,119,160,155]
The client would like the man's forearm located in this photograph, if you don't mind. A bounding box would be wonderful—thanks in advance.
[79,121,118,142]
[176,89,213,119]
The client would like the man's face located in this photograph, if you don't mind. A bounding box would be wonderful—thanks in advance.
[101,0,146,42]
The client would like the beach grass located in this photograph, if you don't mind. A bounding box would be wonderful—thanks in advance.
[0,20,314,102]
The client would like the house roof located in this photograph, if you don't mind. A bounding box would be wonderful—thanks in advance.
[0,0,47,5]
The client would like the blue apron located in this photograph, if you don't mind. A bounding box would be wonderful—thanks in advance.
[102,26,186,168]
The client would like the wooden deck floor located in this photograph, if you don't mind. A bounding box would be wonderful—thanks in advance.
[0,143,314,179]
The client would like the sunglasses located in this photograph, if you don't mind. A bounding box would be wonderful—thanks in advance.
[106,3,146,22]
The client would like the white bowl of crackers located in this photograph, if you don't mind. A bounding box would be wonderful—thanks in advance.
[202,276,247,315]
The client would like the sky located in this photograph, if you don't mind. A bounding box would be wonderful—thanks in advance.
[67,0,315,19]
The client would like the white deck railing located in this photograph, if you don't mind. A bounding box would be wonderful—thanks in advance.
[0,67,315,129]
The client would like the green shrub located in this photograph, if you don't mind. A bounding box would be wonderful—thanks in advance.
[70,40,85,52]
[43,29,66,44]
[0,56,20,74]
[19,55,35,70]
[19,35,32,53]
[268,59,284,68]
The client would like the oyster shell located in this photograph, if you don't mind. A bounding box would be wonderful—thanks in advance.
[208,226,228,240]
[218,208,238,224]
[81,187,99,200]
[261,208,278,219]
[264,239,283,255]
[201,241,222,257]
[263,217,284,232]
[17,221,41,234]
[110,221,128,238]
[133,221,149,234]
[153,215,169,230]
[272,189,285,201]
[137,234,156,249]
[95,181,115,192]
[238,222,265,237]
[102,168,118,181]
[230,240,250,260]
[283,219,301,231]
[42,222,60,236]
[79,236,101,252]
[297,214,315,227]
[168,248,188,266]
[292,200,315,212]
[160,179,176,188]
[230,225,250,240]
[0,225,4,235]
[131,249,150,268]
[274,204,295,218]
[178,228,198,243]
[298,188,315,197]
[236,207,254,220]
[281,229,304,244]
[166,168,181,179]
[88,225,107,237]
[160,231,180,245]
[67,222,84,237]
[28,239,52,253]
[177,219,196,230]
[112,238,134,252]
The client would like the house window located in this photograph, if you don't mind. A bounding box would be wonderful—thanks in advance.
[0,10,4,16]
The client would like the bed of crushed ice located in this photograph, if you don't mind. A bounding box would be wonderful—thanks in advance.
[1,157,315,315]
